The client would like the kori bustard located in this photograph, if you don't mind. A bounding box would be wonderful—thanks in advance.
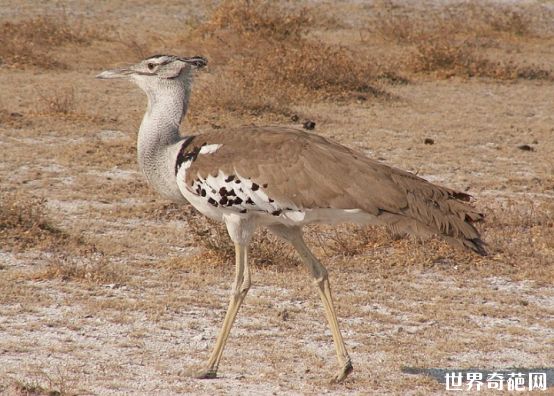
[97,54,485,382]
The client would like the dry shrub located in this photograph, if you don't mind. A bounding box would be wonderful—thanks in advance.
[372,1,435,44]
[372,1,540,42]
[0,15,100,69]
[408,36,551,80]
[241,42,383,98]
[370,1,552,80]
[200,0,310,41]
[31,86,110,124]
[194,42,383,119]
[409,36,521,79]
[150,202,297,268]
[186,213,234,261]
[193,72,291,120]
[0,192,68,252]
[516,67,553,81]
[189,0,384,119]
[36,87,75,115]
[469,3,532,36]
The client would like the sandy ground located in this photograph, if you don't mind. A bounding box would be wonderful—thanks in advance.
[1,1,553,395]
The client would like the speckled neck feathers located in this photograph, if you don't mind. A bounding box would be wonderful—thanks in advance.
[137,76,191,202]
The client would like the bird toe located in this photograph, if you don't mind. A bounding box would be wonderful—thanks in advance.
[330,359,353,383]
[183,366,218,379]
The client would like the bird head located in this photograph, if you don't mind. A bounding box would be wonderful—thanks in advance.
[96,54,207,92]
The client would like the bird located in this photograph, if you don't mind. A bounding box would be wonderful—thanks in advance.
[97,54,486,383]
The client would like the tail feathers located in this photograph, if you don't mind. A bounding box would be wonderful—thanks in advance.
[378,198,487,256]
[450,235,488,256]
[366,166,487,255]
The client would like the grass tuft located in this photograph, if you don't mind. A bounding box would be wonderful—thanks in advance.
[33,251,123,284]
[36,87,76,115]
[0,192,68,252]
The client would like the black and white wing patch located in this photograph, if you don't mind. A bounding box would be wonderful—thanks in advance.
[174,137,302,219]
[191,170,299,216]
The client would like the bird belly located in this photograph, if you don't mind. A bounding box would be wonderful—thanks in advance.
[254,208,380,227]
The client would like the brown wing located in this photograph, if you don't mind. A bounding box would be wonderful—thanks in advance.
[182,126,485,254]
[183,127,401,212]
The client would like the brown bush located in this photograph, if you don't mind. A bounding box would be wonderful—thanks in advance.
[199,0,311,41]
[372,1,542,42]
[470,3,532,36]
[250,41,381,96]
[371,1,438,44]
[410,36,505,78]
[368,1,552,80]
[187,0,383,119]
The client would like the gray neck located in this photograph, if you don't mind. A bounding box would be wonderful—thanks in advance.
[137,79,190,202]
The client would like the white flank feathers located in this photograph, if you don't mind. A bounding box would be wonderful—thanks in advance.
[199,144,222,155]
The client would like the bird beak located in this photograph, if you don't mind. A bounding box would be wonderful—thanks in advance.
[96,68,133,79]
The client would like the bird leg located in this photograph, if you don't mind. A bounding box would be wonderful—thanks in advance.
[186,243,250,379]
[293,237,353,383]
[269,225,353,383]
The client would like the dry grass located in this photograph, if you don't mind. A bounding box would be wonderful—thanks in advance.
[186,212,298,267]
[466,3,536,37]
[36,88,76,115]
[147,202,299,268]
[0,192,68,252]
[0,108,28,128]
[8,380,64,396]
[32,251,124,285]
[481,200,554,282]
[409,36,520,79]
[187,0,385,121]
[373,1,549,41]
[370,1,552,80]
[145,197,552,284]
[29,86,112,125]
[199,0,311,42]
[0,15,102,69]
[302,224,383,258]
[0,192,123,284]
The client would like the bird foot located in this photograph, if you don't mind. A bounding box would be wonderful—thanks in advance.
[330,359,353,383]
[183,366,218,379]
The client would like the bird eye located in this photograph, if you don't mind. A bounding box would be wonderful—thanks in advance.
[147,62,155,71]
